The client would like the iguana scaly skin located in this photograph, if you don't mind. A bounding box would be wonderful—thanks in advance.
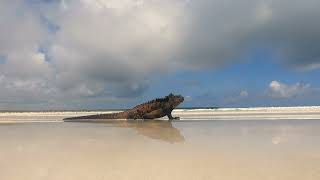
[64,93,184,121]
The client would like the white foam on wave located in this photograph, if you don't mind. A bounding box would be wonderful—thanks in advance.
[180,106,320,111]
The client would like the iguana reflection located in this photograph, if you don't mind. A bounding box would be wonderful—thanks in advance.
[124,120,185,143]
[73,120,185,143]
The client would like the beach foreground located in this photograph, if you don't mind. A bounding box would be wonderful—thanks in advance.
[1,108,320,180]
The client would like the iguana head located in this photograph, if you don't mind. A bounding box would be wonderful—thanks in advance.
[167,93,184,108]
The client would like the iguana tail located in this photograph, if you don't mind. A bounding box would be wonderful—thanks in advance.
[63,112,126,121]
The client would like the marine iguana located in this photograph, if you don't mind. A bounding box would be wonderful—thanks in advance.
[64,93,184,121]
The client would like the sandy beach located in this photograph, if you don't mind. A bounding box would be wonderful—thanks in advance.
[1,108,320,180]
[2,0,320,179]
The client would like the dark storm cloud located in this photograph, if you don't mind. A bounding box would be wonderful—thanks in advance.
[251,0,320,70]
[175,0,320,69]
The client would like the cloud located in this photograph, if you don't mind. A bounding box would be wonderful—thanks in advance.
[0,1,58,108]
[47,0,320,95]
[1,0,320,108]
[47,0,185,97]
[219,90,250,106]
[47,0,320,72]
[240,91,249,98]
[268,81,310,98]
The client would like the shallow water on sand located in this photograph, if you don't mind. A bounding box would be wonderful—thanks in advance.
[1,120,320,180]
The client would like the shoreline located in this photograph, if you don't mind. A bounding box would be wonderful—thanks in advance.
[1,108,320,123]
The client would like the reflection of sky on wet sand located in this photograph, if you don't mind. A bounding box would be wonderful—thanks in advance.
[0,120,320,180]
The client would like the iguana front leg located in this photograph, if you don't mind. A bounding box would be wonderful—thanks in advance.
[167,113,180,121]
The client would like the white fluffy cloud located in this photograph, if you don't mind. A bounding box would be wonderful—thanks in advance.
[268,81,310,98]
[1,0,320,108]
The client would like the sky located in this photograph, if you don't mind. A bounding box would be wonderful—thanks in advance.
[1,0,320,110]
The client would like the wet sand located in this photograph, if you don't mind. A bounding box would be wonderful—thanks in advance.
[0,120,320,180]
